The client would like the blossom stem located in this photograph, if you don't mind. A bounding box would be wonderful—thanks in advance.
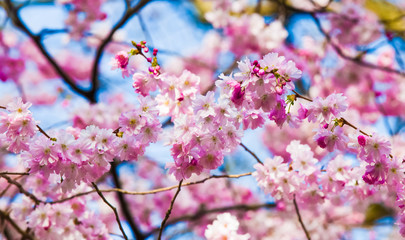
[240,143,264,165]
[293,196,311,240]
[36,125,52,139]
[158,179,183,240]
[0,173,41,205]
[293,90,313,102]
[91,182,129,240]
[50,172,252,204]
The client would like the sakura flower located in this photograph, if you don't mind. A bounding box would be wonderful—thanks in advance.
[313,127,348,152]
[306,93,348,123]
[205,213,250,240]
[358,134,391,163]
[287,141,318,176]
[27,204,52,229]
[6,97,32,114]
[110,50,129,78]
[362,155,389,185]
[193,91,216,118]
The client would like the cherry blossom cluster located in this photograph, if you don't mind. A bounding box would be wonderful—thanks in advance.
[204,1,288,56]
[3,0,405,239]
[204,212,250,240]
[0,98,38,153]
[117,50,302,180]
[72,96,133,130]
[117,95,162,161]
[328,4,382,46]
[216,52,302,129]
[22,126,116,192]
[0,95,162,192]
[10,180,112,240]
[111,41,160,78]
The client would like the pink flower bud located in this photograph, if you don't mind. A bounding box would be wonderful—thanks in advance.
[358,135,366,146]
[275,86,283,95]
[316,136,327,148]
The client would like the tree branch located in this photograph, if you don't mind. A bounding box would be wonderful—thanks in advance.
[3,0,95,102]
[91,182,128,240]
[145,202,277,237]
[50,172,252,204]
[157,179,183,240]
[89,0,151,102]
[310,13,405,77]
[293,196,311,240]
[0,173,41,205]
[240,143,263,165]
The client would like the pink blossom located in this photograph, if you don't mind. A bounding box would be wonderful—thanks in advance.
[205,213,250,240]
[306,93,348,123]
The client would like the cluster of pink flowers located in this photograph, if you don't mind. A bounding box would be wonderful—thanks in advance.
[204,1,288,56]
[328,4,382,46]
[11,189,111,240]
[57,0,107,40]
[0,96,161,192]
[117,96,162,161]
[110,51,130,78]
[253,141,322,202]
[205,212,250,240]
[22,126,116,192]
[72,96,133,130]
[0,98,38,153]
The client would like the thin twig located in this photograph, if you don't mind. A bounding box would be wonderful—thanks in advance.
[51,172,251,204]
[310,13,405,77]
[91,182,128,240]
[157,179,183,240]
[293,196,311,240]
[0,173,41,205]
[0,210,36,240]
[240,143,263,165]
[36,125,51,139]
[0,175,25,198]
[0,106,6,109]
[293,90,313,102]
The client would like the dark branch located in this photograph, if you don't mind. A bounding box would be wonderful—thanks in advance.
[3,0,95,102]
[145,202,276,237]
[0,173,41,205]
[110,162,145,240]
